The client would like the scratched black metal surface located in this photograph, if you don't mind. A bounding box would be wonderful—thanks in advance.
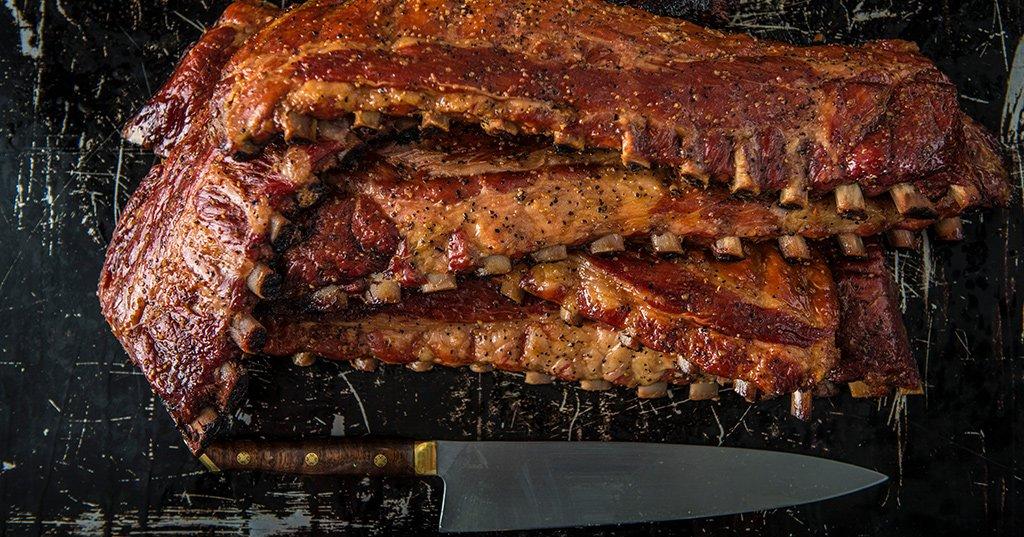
[0,1,1020,535]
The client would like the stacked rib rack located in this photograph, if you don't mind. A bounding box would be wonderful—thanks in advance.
[100,0,1009,452]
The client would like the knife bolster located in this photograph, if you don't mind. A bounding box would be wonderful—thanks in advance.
[414,441,438,476]
[201,438,418,476]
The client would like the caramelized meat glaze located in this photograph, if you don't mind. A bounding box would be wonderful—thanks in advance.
[100,0,1005,451]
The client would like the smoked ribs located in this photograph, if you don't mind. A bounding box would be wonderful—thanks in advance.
[100,0,1007,452]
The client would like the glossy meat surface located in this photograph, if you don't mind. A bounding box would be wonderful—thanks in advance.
[278,129,997,290]
[520,248,839,394]
[262,255,918,396]
[100,0,969,452]
[262,280,692,388]
[101,106,356,452]
[217,0,1008,204]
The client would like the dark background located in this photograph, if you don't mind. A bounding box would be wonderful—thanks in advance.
[0,0,1021,535]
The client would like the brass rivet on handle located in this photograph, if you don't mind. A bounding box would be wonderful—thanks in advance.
[373,453,388,467]
[236,451,252,465]
[304,452,320,467]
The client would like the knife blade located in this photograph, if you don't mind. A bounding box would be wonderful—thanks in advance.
[199,439,886,532]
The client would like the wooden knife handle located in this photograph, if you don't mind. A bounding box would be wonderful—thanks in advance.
[200,438,421,476]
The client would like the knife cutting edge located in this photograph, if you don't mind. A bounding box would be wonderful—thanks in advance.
[198,439,887,532]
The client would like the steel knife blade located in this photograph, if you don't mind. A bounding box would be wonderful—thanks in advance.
[199,439,886,532]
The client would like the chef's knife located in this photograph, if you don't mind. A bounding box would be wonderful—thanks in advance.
[199,439,886,532]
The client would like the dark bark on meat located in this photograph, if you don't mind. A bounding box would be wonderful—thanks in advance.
[99,108,358,452]
[101,0,970,452]
[828,241,921,393]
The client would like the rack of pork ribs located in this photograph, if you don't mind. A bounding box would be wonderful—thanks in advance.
[99,0,1009,452]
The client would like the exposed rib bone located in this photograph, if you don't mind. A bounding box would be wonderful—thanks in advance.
[310,285,349,312]
[499,276,524,303]
[366,279,401,304]
[406,361,434,372]
[712,236,744,260]
[948,184,980,209]
[230,312,266,353]
[581,379,612,391]
[790,390,813,420]
[848,381,873,398]
[779,154,808,209]
[934,217,964,241]
[292,352,316,367]
[416,347,434,362]
[837,234,866,257]
[268,213,291,246]
[478,255,512,276]
[688,381,719,401]
[216,361,238,381]
[677,163,710,188]
[637,382,668,398]
[619,116,650,168]
[190,407,218,433]
[524,371,554,385]
[889,183,937,218]
[352,110,382,129]
[618,331,640,350]
[834,184,866,220]
[352,357,378,372]
[777,235,810,262]
[469,363,493,373]
[887,229,918,249]
[246,263,281,299]
[590,233,625,254]
[779,183,808,210]
[420,111,450,131]
[531,244,568,263]
[733,379,758,402]
[778,139,809,209]
[421,273,457,293]
[730,145,759,196]
[651,232,682,253]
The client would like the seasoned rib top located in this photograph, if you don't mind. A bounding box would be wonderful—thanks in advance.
[276,127,993,291]
[216,0,1007,203]
[102,0,963,451]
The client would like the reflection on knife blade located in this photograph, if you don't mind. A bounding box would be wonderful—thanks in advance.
[199,438,886,532]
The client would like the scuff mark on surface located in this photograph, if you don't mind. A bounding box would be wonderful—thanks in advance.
[4,0,43,58]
